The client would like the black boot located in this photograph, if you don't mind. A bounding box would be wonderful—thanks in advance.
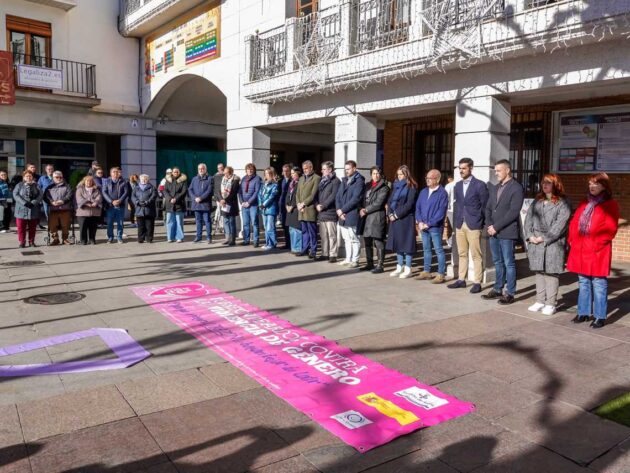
[361,245,374,271]
[372,245,385,274]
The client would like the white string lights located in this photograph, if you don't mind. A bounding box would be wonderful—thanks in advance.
[245,0,630,103]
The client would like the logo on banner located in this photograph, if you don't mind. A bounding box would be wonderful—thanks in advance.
[331,410,373,430]
[150,283,211,298]
[357,392,420,426]
[395,387,449,410]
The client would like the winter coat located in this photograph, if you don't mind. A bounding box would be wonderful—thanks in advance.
[279,177,291,216]
[258,181,279,217]
[188,174,214,212]
[37,174,53,192]
[13,181,43,220]
[0,179,10,200]
[316,174,341,222]
[296,173,321,222]
[415,186,449,230]
[524,198,571,274]
[361,179,390,239]
[44,181,74,212]
[385,182,418,255]
[284,181,301,229]
[213,172,224,202]
[102,178,130,208]
[220,175,240,217]
[239,174,263,206]
[335,172,366,229]
[131,183,158,218]
[163,174,188,213]
[75,185,103,217]
[567,198,620,278]
[485,179,525,240]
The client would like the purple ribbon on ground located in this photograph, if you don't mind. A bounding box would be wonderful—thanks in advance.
[0,328,151,376]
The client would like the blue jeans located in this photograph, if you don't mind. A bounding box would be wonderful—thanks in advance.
[224,215,236,241]
[106,206,124,240]
[241,205,259,244]
[263,214,277,247]
[166,212,184,241]
[289,227,302,253]
[301,221,318,255]
[194,211,212,241]
[421,228,446,275]
[397,252,413,268]
[578,275,608,320]
[489,236,517,296]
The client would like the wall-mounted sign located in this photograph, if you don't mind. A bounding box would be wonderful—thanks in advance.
[144,2,221,84]
[0,52,15,105]
[556,110,630,173]
[17,64,63,90]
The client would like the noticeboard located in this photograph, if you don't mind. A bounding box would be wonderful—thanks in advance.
[555,109,630,173]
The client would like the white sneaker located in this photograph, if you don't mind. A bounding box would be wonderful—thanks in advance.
[176,239,183,243]
[542,305,556,316]
[390,264,403,277]
[528,302,545,312]
[348,262,359,268]
[338,260,350,266]
[399,266,412,279]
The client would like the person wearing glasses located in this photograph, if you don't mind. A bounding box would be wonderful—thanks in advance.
[415,169,449,283]
[44,171,74,245]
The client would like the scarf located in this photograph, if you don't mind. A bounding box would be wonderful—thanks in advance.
[289,177,298,193]
[389,179,408,213]
[579,193,607,236]
[139,183,148,191]
[221,176,234,198]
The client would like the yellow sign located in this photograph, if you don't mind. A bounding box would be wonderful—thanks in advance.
[144,2,221,84]
[357,393,420,426]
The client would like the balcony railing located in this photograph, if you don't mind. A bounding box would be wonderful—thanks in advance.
[355,0,411,53]
[12,53,97,98]
[251,26,287,81]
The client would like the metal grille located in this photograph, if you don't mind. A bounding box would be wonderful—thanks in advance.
[251,26,287,81]
[12,53,97,98]
[295,7,342,68]
[356,0,411,53]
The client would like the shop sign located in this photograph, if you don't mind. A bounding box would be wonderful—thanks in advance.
[17,64,63,90]
[0,52,15,105]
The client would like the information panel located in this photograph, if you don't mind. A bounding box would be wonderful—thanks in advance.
[558,111,630,172]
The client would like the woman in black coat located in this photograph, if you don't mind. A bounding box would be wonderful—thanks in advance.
[386,165,418,279]
[359,166,390,273]
[284,166,303,254]
[219,166,240,246]
[131,174,158,243]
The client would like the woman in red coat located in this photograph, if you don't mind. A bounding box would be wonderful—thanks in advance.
[567,172,619,328]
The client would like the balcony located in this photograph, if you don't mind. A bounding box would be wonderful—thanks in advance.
[12,52,99,107]
[118,0,206,37]
[243,0,630,103]
[22,0,77,11]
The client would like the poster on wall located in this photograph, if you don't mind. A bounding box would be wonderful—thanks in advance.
[0,51,15,105]
[144,2,220,84]
[558,111,630,172]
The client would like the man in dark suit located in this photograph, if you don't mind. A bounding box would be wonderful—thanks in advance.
[448,158,489,294]
[278,164,292,250]
[481,159,525,305]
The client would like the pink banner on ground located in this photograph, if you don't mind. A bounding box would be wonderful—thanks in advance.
[132,281,475,452]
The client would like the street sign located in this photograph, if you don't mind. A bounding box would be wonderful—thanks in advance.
[0,52,15,105]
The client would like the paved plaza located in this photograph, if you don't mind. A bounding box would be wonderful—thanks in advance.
[1,222,630,473]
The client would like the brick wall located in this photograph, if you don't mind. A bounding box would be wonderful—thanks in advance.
[559,173,630,263]
[383,120,403,182]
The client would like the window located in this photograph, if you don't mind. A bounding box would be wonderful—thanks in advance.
[6,15,52,67]
[298,0,318,16]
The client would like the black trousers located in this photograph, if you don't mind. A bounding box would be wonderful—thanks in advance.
[0,204,11,230]
[137,216,155,242]
[364,237,385,267]
[78,216,99,243]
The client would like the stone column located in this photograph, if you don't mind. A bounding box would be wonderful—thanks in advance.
[226,126,271,177]
[121,133,156,183]
[450,96,511,283]
[334,113,377,177]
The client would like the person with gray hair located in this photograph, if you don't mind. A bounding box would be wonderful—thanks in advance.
[44,171,74,245]
[131,174,158,243]
[189,163,214,243]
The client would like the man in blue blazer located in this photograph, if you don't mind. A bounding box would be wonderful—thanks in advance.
[482,159,525,305]
[448,158,489,294]
[415,169,449,283]
[335,160,365,268]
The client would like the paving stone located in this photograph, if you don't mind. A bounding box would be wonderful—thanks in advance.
[199,362,260,394]
[18,385,135,442]
[0,404,23,447]
[58,360,155,392]
[231,387,310,429]
[140,397,300,473]
[473,443,591,472]
[0,443,32,473]
[495,400,630,465]
[590,437,630,472]
[437,372,543,420]
[117,368,227,415]
[251,455,320,473]
[27,418,166,473]
[273,421,342,454]
[383,350,474,386]
[363,454,459,473]
[0,374,66,406]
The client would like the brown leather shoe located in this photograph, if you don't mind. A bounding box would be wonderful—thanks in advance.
[50,239,60,246]
[431,274,445,284]
[416,271,433,280]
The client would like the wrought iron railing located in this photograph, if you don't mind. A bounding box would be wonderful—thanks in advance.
[118,0,180,35]
[356,0,411,53]
[295,6,342,68]
[12,53,97,98]
[250,26,287,81]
